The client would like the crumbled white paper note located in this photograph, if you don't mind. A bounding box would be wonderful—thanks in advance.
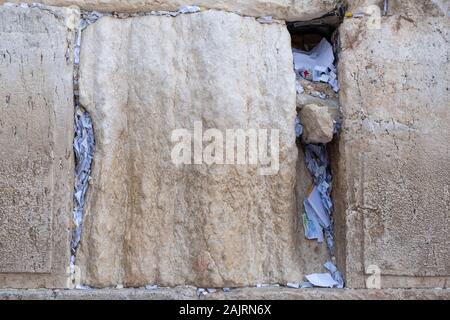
[305,273,339,288]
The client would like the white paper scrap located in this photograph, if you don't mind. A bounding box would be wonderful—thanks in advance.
[257,16,274,24]
[145,284,158,290]
[178,5,201,14]
[305,273,339,288]
[306,186,331,228]
[287,282,300,289]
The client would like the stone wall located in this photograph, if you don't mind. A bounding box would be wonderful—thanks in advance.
[0,0,338,21]
[334,1,450,288]
[0,0,449,294]
[0,5,78,288]
[76,10,304,288]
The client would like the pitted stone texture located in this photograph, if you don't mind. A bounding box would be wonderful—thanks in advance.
[0,5,77,288]
[1,0,338,21]
[77,11,308,288]
[335,15,450,288]
[347,0,448,16]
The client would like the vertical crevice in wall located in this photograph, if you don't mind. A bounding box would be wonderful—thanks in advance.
[69,12,100,287]
[70,106,94,269]
[289,1,346,288]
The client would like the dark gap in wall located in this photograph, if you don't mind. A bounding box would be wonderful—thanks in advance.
[287,3,347,288]
[288,3,344,49]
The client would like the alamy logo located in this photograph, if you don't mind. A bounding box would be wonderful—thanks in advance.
[366,265,382,289]
[171,121,280,175]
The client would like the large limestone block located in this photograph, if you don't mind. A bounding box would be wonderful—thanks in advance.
[335,15,450,288]
[77,11,305,288]
[0,5,78,288]
[2,0,338,21]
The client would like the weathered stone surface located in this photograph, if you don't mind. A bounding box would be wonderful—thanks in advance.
[0,5,78,288]
[300,104,334,144]
[347,0,448,16]
[296,94,341,127]
[76,11,319,288]
[335,13,450,288]
[1,287,449,300]
[1,0,338,21]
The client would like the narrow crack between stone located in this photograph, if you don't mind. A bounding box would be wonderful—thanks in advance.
[69,12,98,288]
[289,2,346,289]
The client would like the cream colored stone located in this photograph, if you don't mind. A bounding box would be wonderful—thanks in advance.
[335,14,450,288]
[296,94,341,125]
[75,11,320,288]
[1,0,338,21]
[347,0,448,16]
[300,104,334,144]
[0,5,78,288]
